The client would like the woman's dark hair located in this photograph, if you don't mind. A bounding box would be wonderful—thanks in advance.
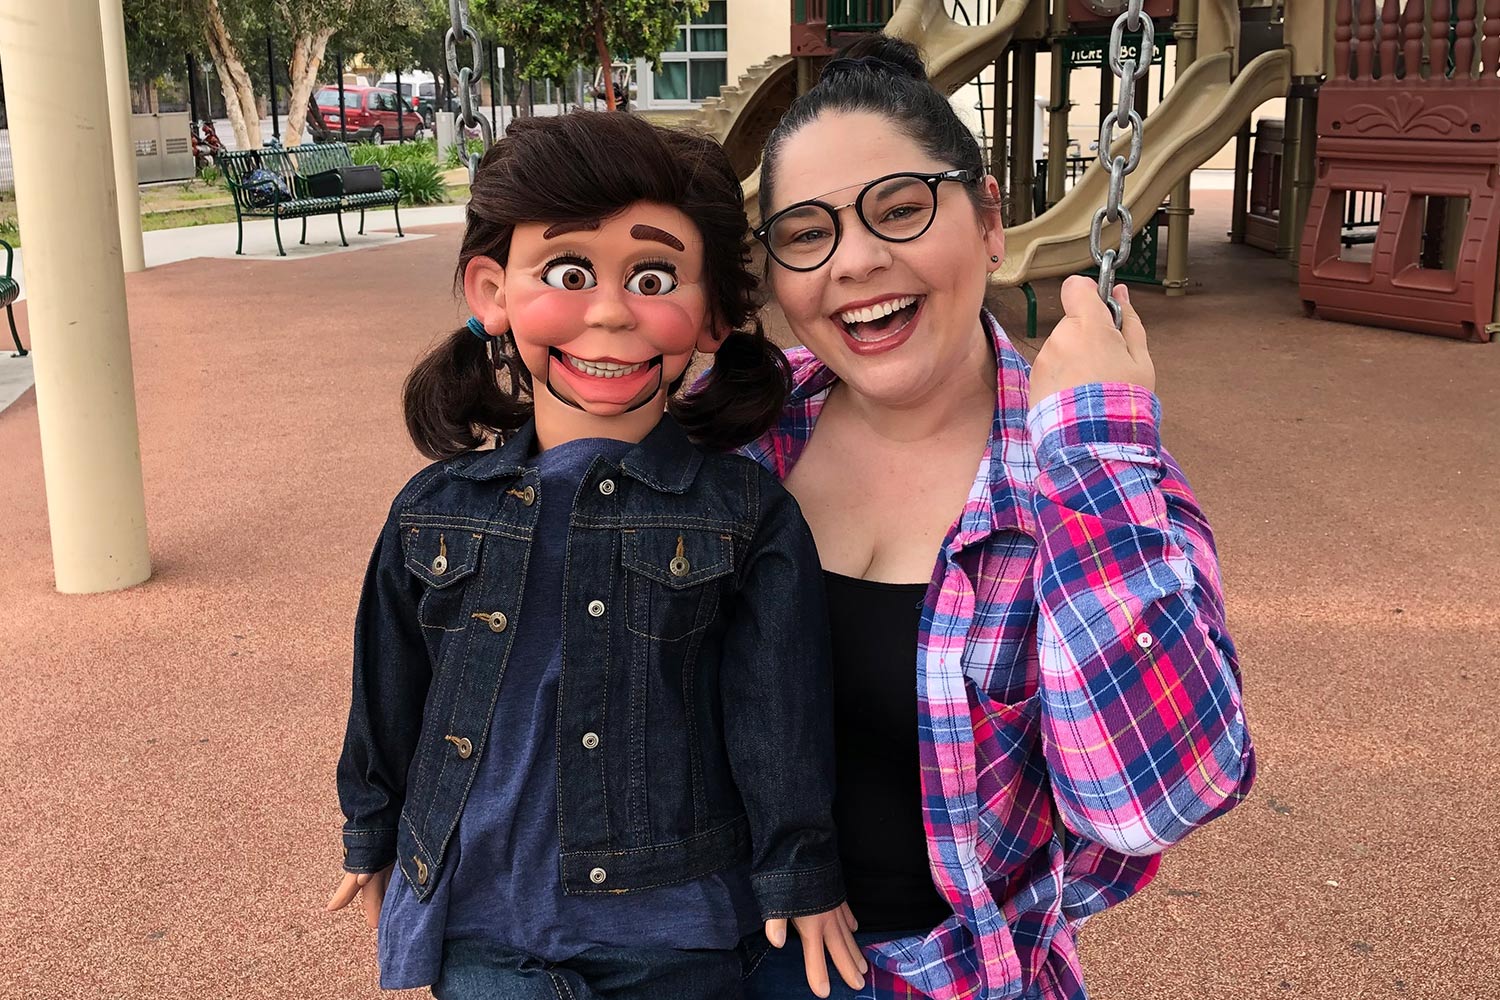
[759,34,995,220]
[404,111,788,460]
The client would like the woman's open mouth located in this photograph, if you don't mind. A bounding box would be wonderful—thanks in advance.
[834,294,924,355]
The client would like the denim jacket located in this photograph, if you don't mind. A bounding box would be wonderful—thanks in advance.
[337,415,844,921]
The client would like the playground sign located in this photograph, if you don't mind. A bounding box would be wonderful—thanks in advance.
[1063,36,1165,69]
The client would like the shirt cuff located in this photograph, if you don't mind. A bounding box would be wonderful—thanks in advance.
[1027,382,1162,470]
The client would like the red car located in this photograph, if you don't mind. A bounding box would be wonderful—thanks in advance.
[311,85,422,144]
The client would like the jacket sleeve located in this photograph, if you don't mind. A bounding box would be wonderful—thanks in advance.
[335,502,433,873]
[1027,382,1255,856]
[717,467,845,919]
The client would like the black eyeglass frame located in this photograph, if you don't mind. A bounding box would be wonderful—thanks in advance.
[753,169,977,272]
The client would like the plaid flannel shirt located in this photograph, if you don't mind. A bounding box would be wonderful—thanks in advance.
[739,312,1254,999]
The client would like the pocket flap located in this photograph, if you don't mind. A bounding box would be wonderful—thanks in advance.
[621,528,733,589]
[401,524,482,588]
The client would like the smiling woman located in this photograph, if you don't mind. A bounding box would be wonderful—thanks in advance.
[736,34,1256,1000]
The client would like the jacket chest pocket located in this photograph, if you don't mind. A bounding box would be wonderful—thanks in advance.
[401,525,484,632]
[621,528,734,642]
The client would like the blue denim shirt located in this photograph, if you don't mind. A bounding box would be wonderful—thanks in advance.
[337,414,844,924]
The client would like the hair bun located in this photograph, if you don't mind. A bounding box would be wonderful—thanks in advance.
[822,34,928,84]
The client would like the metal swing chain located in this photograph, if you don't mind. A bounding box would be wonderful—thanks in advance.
[1087,0,1154,330]
[446,0,495,182]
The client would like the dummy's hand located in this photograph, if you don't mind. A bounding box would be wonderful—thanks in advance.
[1029,275,1154,406]
[325,864,392,929]
[764,903,867,998]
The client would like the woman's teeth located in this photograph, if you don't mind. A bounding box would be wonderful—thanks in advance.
[838,295,920,342]
[839,295,917,326]
[567,356,645,379]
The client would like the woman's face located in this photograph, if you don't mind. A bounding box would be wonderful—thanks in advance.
[765,111,1003,407]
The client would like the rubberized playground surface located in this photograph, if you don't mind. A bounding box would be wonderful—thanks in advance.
[0,192,1495,999]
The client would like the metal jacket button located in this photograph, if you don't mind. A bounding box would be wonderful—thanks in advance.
[445,734,473,759]
[581,732,600,750]
[472,611,508,633]
[587,600,605,618]
[520,485,536,506]
[414,856,429,885]
[598,479,615,496]
[589,867,607,884]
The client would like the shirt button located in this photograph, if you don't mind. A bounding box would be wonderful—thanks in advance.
[414,856,429,885]
[598,479,616,496]
[588,600,605,618]
[1135,631,1155,650]
[589,867,607,885]
[582,732,600,750]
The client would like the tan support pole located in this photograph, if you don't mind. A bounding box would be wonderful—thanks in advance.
[1230,121,1250,243]
[0,0,152,593]
[993,53,1010,225]
[1276,91,1303,258]
[1012,44,1037,225]
[1278,79,1319,264]
[1163,0,1198,296]
[100,0,145,273]
[1045,1,1070,212]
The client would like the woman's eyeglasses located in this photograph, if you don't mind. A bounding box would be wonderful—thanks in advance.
[754,169,976,272]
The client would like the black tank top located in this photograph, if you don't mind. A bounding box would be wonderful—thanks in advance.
[823,570,951,933]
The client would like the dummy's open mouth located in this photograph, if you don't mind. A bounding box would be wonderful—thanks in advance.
[546,348,664,410]
[833,294,924,351]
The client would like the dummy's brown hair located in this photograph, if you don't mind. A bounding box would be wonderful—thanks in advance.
[404,112,788,459]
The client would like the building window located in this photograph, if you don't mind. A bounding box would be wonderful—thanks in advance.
[653,0,727,103]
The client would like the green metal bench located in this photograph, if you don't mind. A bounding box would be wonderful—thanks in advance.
[217,143,404,257]
[1,239,22,357]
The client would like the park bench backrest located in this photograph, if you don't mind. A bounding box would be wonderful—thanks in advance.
[218,143,357,204]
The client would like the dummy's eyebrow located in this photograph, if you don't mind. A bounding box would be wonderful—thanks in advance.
[630,224,685,251]
[543,219,601,239]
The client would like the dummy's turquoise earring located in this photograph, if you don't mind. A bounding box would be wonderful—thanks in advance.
[467,317,493,341]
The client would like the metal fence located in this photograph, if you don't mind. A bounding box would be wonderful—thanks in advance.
[1,63,12,193]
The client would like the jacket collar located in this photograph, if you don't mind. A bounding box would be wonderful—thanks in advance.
[449,413,702,494]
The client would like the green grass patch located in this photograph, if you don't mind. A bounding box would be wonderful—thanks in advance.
[140,204,241,231]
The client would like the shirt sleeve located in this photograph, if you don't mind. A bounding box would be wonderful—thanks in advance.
[717,468,845,918]
[335,504,434,873]
[1026,381,1255,856]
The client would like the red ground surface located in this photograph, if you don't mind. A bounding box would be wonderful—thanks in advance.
[0,193,1496,999]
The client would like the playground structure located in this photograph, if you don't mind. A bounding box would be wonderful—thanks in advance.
[1298,0,1500,342]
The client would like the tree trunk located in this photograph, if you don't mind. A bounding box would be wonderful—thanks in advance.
[283,28,335,147]
[593,14,616,111]
[199,0,260,148]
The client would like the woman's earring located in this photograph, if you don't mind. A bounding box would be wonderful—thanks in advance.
[990,255,999,263]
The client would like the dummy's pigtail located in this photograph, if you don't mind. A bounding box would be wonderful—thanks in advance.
[671,323,790,452]
[403,323,532,461]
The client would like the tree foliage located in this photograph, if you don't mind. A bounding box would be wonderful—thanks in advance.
[480,0,706,83]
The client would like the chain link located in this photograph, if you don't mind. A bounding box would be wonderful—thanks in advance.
[446,0,494,181]
[1088,0,1153,329]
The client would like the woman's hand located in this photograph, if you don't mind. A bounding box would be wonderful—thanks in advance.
[325,864,392,929]
[765,902,868,998]
[1029,275,1154,406]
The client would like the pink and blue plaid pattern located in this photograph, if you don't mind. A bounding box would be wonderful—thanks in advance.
[740,312,1254,1000]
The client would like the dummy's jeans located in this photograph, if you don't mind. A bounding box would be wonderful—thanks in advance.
[434,937,743,1000]
[741,928,926,1000]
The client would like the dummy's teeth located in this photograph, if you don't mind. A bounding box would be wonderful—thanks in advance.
[839,295,917,326]
[568,356,646,379]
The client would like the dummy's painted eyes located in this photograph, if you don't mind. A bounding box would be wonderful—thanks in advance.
[543,261,598,291]
[626,268,678,296]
